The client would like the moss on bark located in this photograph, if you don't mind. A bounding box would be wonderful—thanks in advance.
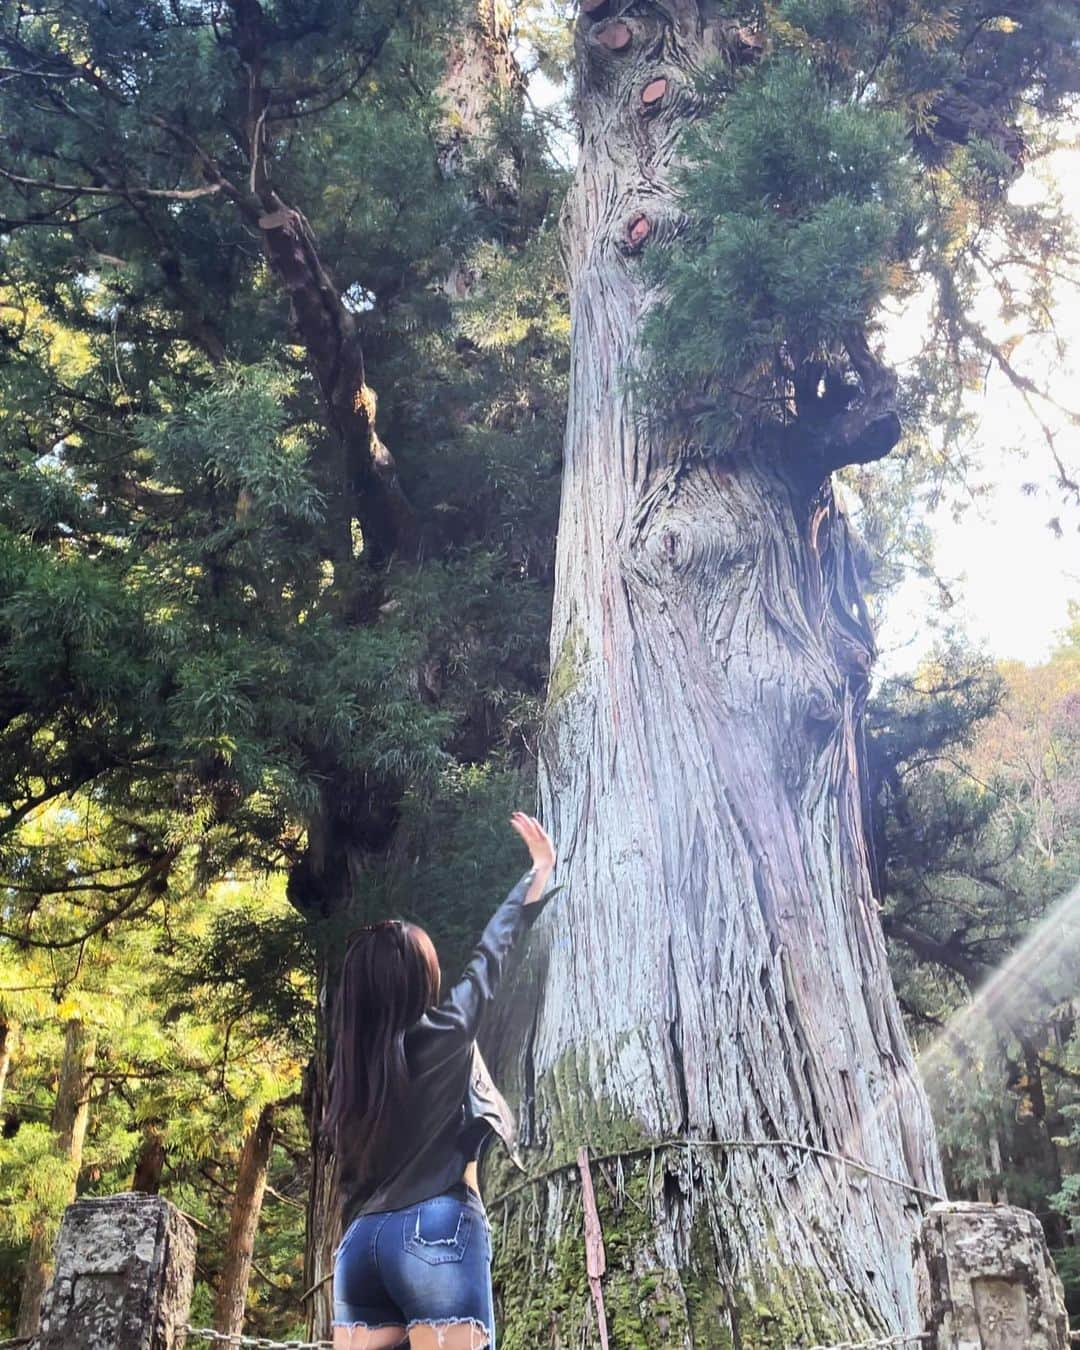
[546,623,586,708]
[544,1042,655,1162]
[490,1149,880,1348]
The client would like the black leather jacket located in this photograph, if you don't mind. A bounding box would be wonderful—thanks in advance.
[338,868,551,1228]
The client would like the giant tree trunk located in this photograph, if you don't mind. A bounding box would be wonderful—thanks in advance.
[16,1017,96,1339]
[215,1103,277,1338]
[482,6,944,1346]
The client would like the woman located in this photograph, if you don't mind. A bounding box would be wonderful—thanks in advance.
[327,812,557,1350]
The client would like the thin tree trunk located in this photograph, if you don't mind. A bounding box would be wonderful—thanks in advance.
[0,1020,13,1111]
[481,7,944,1345]
[131,1123,166,1194]
[301,5,524,1333]
[300,820,372,1339]
[15,1017,96,1340]
[215,1103,277,1338]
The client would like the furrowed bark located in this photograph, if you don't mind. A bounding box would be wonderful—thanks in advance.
[439,0,521,175]
[438,0,522,239]
[16,1017,96,1339]
[482,3,944,1344]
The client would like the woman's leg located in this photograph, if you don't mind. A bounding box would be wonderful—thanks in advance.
[333,1326,408,1349]
[407,1320,489,1349]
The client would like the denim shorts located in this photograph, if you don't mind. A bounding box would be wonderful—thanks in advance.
[333,1181,495,1346]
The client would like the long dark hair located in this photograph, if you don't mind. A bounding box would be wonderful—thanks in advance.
[325,918,442,1182]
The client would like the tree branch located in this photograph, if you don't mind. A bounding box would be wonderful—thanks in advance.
[0,850,178,948]
[0,166,223,201]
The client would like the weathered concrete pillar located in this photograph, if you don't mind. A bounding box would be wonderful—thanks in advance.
[916,1200,1069,1350]
[35,1193,195,1349]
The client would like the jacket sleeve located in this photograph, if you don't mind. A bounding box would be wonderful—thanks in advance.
[417,869,549,1051]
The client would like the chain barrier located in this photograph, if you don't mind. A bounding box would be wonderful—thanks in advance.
[184,1329,332,1348]
[26,1321,1080,1349]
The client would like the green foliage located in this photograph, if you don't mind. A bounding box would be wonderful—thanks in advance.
[869,622,1080,1249]
[385,762,542,976]
[1052,1244,1080,1322]
[0,0,568,898]
[0,0,568,1336]
[0,827,312,1332]
[642,0,1080,471]
[138,365,325,525]
[0,1125,79,1249]
[647,53,914,404]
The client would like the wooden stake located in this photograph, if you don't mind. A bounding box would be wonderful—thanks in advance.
[577,1146,610,1350]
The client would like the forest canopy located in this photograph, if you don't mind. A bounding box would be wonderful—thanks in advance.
[0,0,1078,1341]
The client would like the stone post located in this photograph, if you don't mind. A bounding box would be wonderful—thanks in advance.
[916,1200,1070,1350]
[35,1193,195,1349]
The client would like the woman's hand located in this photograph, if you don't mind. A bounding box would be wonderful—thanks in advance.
[510,812,555,903]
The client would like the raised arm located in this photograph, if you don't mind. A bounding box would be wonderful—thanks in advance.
[415,814,556,1048]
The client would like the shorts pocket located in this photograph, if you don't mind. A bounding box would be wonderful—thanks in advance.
[403,1197,474,1266]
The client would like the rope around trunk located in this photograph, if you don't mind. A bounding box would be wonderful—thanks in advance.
[299,1133,944,1307]
[487,1134,947,1211]
[807,1338,929,1349]
[178,1325,931,1349]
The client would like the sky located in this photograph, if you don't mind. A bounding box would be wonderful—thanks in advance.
[876,146,1080,674]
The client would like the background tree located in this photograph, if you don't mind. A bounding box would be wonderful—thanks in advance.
[867,619,1080,1313]
[13,1016,95,1337]
[0,828,313,1338]
[0,0,568,1329]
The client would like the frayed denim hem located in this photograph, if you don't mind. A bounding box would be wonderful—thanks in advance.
[331,1325,410,1350]
[330,1321,490,1347]
[405,1316,491,1346]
